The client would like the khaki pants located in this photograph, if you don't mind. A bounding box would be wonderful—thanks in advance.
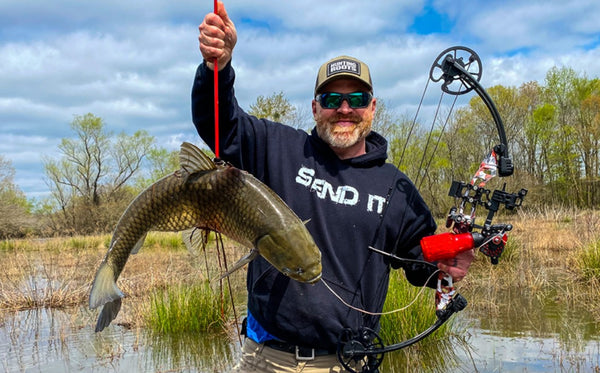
[229,338,363,373]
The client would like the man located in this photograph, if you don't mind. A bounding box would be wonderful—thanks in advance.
[192,3,474,372]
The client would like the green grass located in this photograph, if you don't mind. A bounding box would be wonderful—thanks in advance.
[145,280,230,335]
[378,270,465,372]
[0,240,18,251]
[576,239,600,281]
[102,232,188,251]
[496,233,520,263]
[379,270,451,343]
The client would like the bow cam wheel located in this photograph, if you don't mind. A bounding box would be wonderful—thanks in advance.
[429,46,482,95]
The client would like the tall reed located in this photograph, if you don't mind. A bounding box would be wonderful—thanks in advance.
[575,239,600,281]
[378,270,465,372]
[145,281,230,335]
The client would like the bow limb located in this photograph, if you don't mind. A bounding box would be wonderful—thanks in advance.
[430,45,513,177]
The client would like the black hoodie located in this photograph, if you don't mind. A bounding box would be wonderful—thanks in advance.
[191,61,437,350]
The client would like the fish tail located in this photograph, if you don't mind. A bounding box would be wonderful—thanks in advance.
[89,261,124,310]
[95,298,122,332]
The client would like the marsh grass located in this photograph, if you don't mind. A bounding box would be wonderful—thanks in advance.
[0,232,247,332]
[378,270,474,372]
[575,239,600,281]
[0,239,93,310]
[142,232,187,251]
[145,281,230,335]
[2,209,600,369]
[380,271,448,343]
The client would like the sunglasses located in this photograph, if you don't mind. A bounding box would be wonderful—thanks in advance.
[316,92,373,109]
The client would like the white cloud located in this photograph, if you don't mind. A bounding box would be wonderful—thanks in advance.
[443,0,600,53]
[1,0,600,199]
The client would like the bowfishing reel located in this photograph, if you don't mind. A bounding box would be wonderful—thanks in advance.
[336,292,468,373]
[337,328,384,373]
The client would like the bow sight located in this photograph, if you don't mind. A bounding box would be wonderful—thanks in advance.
[337,46,527,373]
[445,177,527,264]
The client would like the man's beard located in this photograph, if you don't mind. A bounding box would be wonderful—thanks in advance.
[316,114,371,149]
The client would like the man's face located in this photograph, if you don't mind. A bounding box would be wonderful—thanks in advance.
[312,79,376,153]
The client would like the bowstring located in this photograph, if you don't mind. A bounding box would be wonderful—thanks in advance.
[368,76,431,248]
[369,65,443,250]
[395,78,431,172]
[414,91,461,190]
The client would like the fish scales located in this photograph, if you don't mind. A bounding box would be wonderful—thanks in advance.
[89,142,322,332]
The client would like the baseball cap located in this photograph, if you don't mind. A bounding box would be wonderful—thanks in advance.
[314,55,373,96]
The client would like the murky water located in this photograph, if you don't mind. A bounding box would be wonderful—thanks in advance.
[451,287,600,373]
[1,291,599,373]
[0,308,237,372]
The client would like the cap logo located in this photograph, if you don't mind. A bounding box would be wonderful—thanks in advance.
[326,59,360,77]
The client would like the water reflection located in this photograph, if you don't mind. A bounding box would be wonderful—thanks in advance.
[455,328,600,373]
[378,334,471,373]
[0,302,599,372]
[453,286,600,372]
[1,308,74,372]
[0,308,238,372]
[465,287,600,349]
[144,331,236,372]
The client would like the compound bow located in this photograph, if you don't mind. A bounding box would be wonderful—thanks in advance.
[335,46,527,373]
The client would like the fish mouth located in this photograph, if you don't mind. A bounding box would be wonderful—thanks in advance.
[305,273,322,284]
[283,266,322,284]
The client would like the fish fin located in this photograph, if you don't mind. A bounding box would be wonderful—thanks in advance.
[302,219,311,225]
[180,142,216,173]
[95,298,122,332]
[181,228,207,256]
[89,261,125,310]
[215,250,259,282]
[130,233,147,255]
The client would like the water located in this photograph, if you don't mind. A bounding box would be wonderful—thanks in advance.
[0,308,237,372]
[451,287,600,373]
[1,296,599,372]
[456,330,600,372]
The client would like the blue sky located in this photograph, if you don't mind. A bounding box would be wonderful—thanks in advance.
[2,0,600,200]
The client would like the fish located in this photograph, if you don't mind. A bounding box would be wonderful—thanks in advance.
[89,142,322,332]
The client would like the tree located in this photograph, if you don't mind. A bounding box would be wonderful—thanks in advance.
[43,113,155,234]
[0,156,33,238]
[517,81,543,178]
[248,91,302,127]
[135,147,180,189]
[577,92,600,205]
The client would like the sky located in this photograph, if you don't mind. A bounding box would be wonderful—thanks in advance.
[1,0,600,201]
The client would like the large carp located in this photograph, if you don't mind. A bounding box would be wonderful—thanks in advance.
[89,142,321,332]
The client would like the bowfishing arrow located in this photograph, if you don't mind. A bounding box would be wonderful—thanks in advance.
[213,0,220,158]
[335,46,527,373]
